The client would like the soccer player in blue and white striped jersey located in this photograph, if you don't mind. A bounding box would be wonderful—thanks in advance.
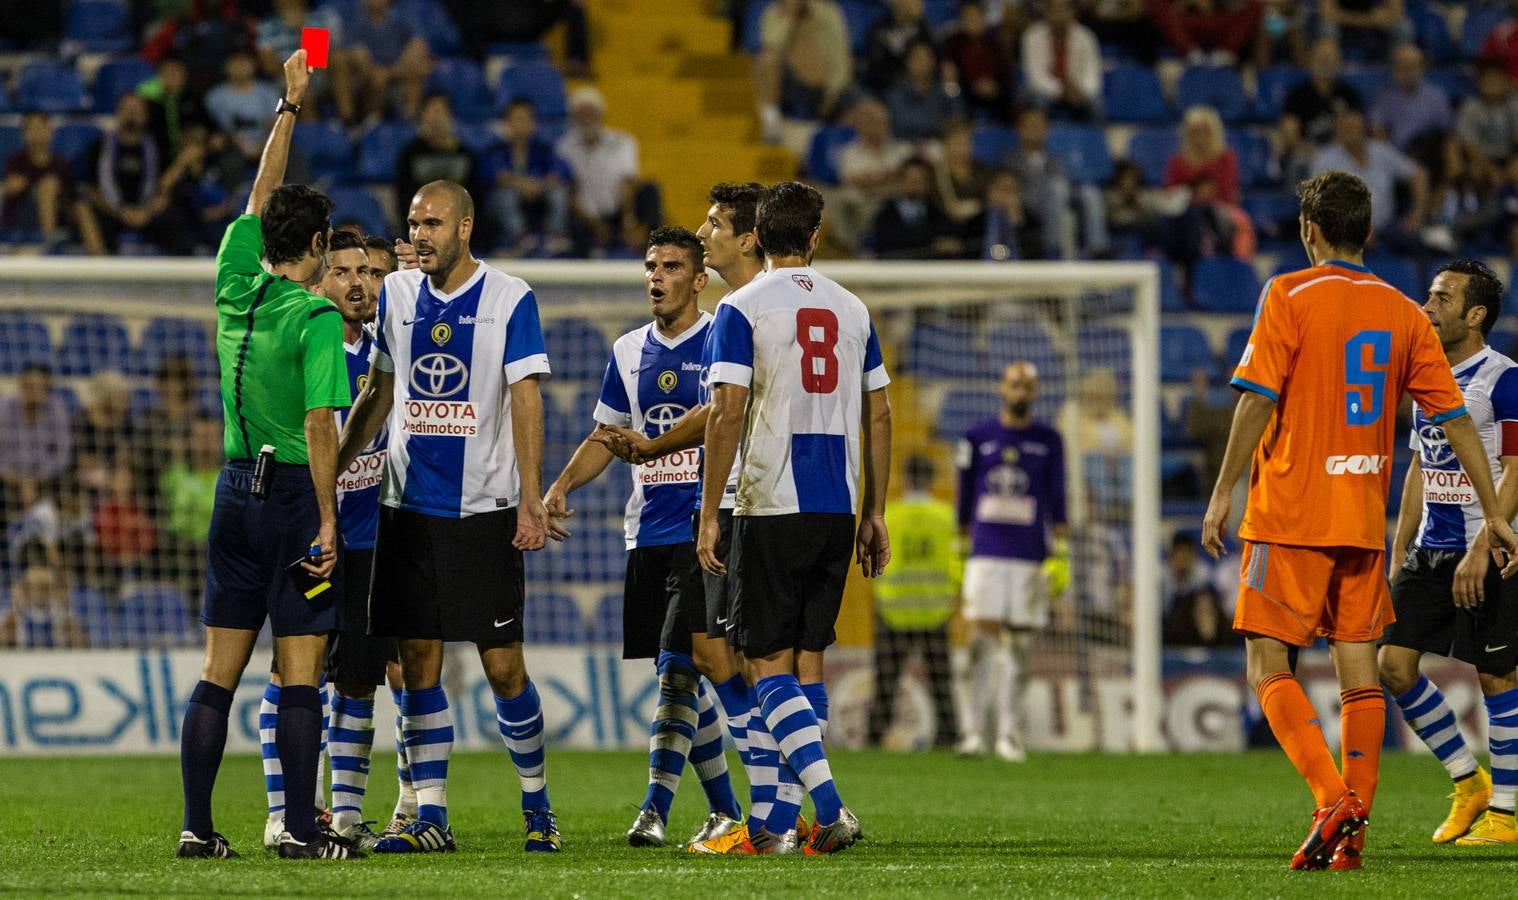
[337,180,562,854]
[1381,260,1518,849]
[545,226,742,848]
[701,181,892,855]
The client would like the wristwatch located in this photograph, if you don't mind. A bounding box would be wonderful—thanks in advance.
[275,98,301,116]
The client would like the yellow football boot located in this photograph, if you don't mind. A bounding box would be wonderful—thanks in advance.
[1434,768,1491,843]
[1456,810,1518,846]
[688,822,750,855]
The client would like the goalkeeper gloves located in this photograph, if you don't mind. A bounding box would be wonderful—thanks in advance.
[1043,537,1070,599]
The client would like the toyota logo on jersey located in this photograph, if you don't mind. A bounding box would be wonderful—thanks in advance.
[409,352,470,398]
[1417,421,1455,468]
[644,403,685,435]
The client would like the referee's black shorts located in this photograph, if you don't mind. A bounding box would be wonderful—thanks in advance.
[203,460,343,638]
[622,541,705,659]
[728,512,853,659]
[369,505,525,644]
[327,547,398,686]
[1385,547,1518,673]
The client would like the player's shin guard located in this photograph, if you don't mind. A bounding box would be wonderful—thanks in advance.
[641,652,699,822]
[1257,672,1347,808]
[1339,687,1385,811]
[402,685,454,829]
[1485,688,1518,812]
[181,681,234,838]
[391,687,418,818]
[691,680,743,820]
[495,680,550,811]
[801,681,830,741]
[276,685,324,843]
[259,681,285,817]
[1393,675,1478,781]
[757,674,844,825]
[329,695,376,830]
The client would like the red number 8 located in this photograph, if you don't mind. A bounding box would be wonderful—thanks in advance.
[796,308,839,394]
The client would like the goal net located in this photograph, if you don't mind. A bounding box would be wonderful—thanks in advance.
[0,257,1161,753]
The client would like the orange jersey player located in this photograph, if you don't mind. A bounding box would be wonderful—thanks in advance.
[1201,171,1518,872]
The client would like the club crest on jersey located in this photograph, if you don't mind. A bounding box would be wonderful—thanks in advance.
[792,274,814,292]
[657,370,678,393]
[431,322,452,346]
[1001,447,1019,463]
[410,352,469,398]
[357,373,368,392]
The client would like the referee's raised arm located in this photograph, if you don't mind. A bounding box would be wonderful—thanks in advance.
[247,50,310,218]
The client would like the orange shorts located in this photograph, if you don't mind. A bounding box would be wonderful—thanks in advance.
[1232,541,1394,646]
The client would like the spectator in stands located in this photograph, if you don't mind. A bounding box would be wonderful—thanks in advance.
[205,50,281,164]
[82,94,195,255]
[256,0,352,121]
[1161,532,1231,648]
[830,98,912,255]
[0,362,72,502]
[555,86,659,255]
[158,412,223,598]
[1011,105,1107,259]
[343,0,433,122]
[395,93,485,241]
[1252,0,1308,67]
[1427,131,1491,253]
[154,124,242,249]
[1456,62,1518,178]
[1105,159,1170,248]
[137,56,206,162]
[1165,105,1240,205]
[71,372,134,502]
[1481,0,1518,82]
[0,558,85,649]
[92,468,158,586]
[973,169,1045,260]
[1185,368,1232,489]
[1317,0,1410,63]
[1147,0,1264,66]
[131,355,196,522]
[140,0,256,95]
[862,0,935,92]
[871,158,959,258]
[1020,0,1102,120]
[755,0,852,144]
[1369,43,1451,154]
[943,1,1011,120]
[1279,37,1363,182]
[485,98,574,257]
[931,120,993,226]
[1087,0,1163,65]
[3,112,106,254]
[1314,108,1429,247]
[1059,367,1133,516]
[444,0,592,76]
[884,40,965,144]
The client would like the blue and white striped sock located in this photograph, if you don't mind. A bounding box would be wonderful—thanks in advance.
[317,680,331,811]
[329,694,375,830]
[1486,688,1518,813]
[802,681,829,740]
[259,681,284,818]
[758,674,843,825]
[1394,675,1478,781]
[743,688,779,826]
[711,675,754,818]
[641,652,698,821]
[391,687,418,818]
[691,679,742,820]
[495,680,551,812]
[401,685,453,829]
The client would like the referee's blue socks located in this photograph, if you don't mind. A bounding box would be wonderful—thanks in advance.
[495,680,551,812]
[641,652,700,821]
[758,674,844,826]
[276,684,324,843]
[401,685,454,829]
[181,680,233,839]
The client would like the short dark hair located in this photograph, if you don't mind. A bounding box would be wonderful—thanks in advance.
[505,97,536,116]
[646,226,705,273]
[1438,258,1505,337]
[422,91,452,114]
[262,184,333,265]
[328,229,366,253]
[708,182,765,238]
[1296,171,1372,253]
[364,235,398,272]
[904,454,935,490]
[756,181,824,258]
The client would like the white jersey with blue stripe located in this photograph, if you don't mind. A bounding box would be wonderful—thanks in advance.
[709,266,889,517]
[1411,344,1518,551]
[371,263,551,518]
[594,312,712,549]
[336,324,386,549]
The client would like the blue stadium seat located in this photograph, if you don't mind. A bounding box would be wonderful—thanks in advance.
[1191,257,1261,313]
[91,58,154,112]
[1221,327,1252,373]
[1410,3,1455,62]
[970,125,1018,166]
[0,313,52,374]
[1046,124,1113,184]
[1177,65,1248,123]
[117,585,193,647]
[1253,65,1308,122]
[427,56,493,122]
[1103,64,1169,124]
[1490,327,1518,359]
[71,586,116,647]
[740,0,771,53]
[50,123,101,170]
[0,126,20,165]
[1427,66,1476,104]
[525,592,585,644]
[1364,254,1421,298]
[293,121,354,184]
[497,61,567,119]
[1126,127,1178,185]
[1226,129,1271,187]
[1160,324,1216,383]
[1243,191,1299,240]
[328,186,390,237]
[58,314,131,375]
[545,317,611,382]
[589,592,623,643]
[356,122,417,182]
[1076,325,1132,382]
[841,0,886,52]
[902,321,980,378]
[563,528,626,582]
[128,386,158,421]
[804,125,855,186]
[1340,67,1389,107]
[136,316,216,378]
[936,388,998,439]
[1464,5,1507,57]
[454,121,499,155]
[15,60,89,113]
[401,0,462,56]
[66,0,134,52]
[985,320,1060,378]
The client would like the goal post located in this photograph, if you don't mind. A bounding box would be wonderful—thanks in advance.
[0,256,1162,753]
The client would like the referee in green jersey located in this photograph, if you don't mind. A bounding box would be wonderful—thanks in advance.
[175,50,362,862]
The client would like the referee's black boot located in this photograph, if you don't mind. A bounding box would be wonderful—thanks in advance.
[277,827,366,860]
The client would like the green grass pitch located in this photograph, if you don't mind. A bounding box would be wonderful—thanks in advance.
[6,749,1518,897]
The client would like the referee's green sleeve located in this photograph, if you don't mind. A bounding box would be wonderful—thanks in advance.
[215,214,264,297]
[301,304,353,411]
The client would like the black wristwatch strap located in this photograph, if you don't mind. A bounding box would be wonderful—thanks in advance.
[276,98,301,116]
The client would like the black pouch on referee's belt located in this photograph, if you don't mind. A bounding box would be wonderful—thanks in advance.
[251,443,276,500]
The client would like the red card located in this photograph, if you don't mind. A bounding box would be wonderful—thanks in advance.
[301,27,330,69]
